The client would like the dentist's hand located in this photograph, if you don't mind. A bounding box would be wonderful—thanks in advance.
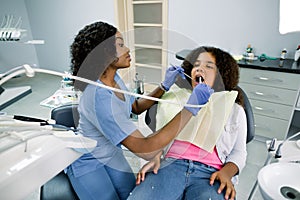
[161,65,185,91]
[185,84,214,116]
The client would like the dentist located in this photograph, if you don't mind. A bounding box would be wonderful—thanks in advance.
[66,21,213,200]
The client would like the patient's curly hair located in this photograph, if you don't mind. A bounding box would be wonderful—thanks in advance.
[70,21,118,91]
[181,46,244,106]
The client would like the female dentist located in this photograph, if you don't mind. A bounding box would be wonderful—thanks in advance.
[67,21,213,200]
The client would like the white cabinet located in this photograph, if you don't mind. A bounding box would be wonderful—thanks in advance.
[239,68,300,140]
[115,0,168,85]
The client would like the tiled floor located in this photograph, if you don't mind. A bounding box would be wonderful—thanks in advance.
[1,73,268,200]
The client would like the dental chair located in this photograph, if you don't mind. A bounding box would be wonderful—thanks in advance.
[40,104,79,200]
[239,86,255,143]
[153,49,255,143]
[146,49,255,143]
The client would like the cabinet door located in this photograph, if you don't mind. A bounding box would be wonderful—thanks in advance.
[254,114,289,140]
[239,83,298,106]
[240,68,300,90]
[250,99,293,121]
[239,67,300,140]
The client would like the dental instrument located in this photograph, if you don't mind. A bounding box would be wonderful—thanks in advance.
[170,63,205,85]
[170,63,194,82]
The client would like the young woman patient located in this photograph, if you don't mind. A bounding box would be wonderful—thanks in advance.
[128,46,247,200]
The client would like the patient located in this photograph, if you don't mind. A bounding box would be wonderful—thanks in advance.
[128,46,247,200]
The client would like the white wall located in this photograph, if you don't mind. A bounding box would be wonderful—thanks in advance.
[1,0,299,73]
[0,0,38,72]
[1,0,116,73]
[168,0,300,65]
[25,0,116,72]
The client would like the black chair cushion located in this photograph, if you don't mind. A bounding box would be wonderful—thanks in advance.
[238,86,255,143]
[51,104,79,128]
[40,171,79,200]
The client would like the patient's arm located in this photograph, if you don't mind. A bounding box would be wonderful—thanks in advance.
[209,162,238,200]
[135,151,162,185]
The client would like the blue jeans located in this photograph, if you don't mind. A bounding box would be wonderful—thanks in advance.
[67,159,136,200]
[128,158,226,200]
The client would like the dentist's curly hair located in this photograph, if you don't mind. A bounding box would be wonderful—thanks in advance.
[70,21,118,91]
[181,46,244,106]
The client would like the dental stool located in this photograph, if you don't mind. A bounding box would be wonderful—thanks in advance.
[40,104,79,200]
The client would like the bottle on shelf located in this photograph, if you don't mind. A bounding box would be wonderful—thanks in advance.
[280,48,287,60]
[246,44,253,54]
[294,45,300,62]
[244,44,255,60]
[279,48,287,67]
[130,73,144,121]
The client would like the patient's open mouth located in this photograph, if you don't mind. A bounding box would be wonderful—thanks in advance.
[195,76,204,84]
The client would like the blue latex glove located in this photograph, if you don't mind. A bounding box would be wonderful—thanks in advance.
[185,84,214,116]
[161,66,185,91]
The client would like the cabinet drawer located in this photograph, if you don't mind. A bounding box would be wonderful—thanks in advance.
[250,99,294,120]
[240,68,300,90]
[254,114,289,140]
[239,83,298,106]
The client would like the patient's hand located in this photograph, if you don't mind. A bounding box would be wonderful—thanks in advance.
[136,151,162,185]
[210,170,236,200]
[209,162,238,200]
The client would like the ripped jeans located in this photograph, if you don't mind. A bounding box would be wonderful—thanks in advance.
[128,158,227,200]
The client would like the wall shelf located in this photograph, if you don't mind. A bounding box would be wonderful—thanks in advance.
[132,1,163,5]
[133,23,162,27]
[135,44,162,49]
[135,63,161,69]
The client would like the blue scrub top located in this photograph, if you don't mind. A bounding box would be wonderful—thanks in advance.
[70,73,137,177]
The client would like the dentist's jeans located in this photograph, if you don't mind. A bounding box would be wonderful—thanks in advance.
[128,158,227,200]
[67,164,135,200]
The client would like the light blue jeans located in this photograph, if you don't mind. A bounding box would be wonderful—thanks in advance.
[67,159,136,200]
[128,158,227,200]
